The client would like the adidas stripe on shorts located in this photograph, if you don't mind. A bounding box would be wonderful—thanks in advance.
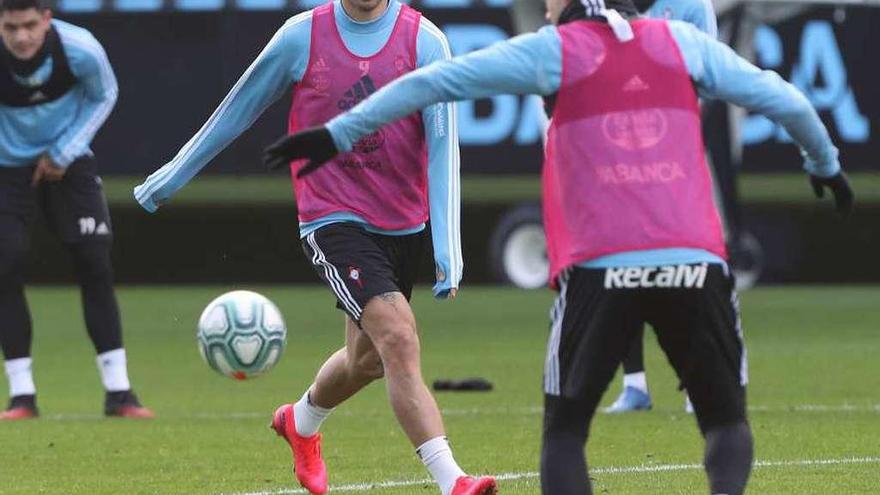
[302,222,427,323]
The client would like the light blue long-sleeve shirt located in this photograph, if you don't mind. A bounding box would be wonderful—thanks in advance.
[134,0,462,297]
[0,19,118,168]
[646,0,717,39]
[327,19,841,269]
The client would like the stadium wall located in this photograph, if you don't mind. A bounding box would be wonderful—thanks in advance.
[55,3,880,176]
[25,201,880,284]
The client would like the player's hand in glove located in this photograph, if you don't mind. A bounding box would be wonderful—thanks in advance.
[810,172,854,218]
[263,126,338,177]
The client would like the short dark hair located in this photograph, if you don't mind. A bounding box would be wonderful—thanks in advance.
[0,0,49,13]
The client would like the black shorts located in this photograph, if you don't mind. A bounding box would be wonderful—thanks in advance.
[543,263,747,431]
[302,222,427,322]
[0,156,113,250]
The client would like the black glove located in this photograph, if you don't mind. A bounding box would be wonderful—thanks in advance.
[263,126,338,177]
[810,172,854,217]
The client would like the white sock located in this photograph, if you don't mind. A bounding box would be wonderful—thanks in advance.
[5,357,36,397]
[96,348,131,392]
[623,371,648,394]
[293,389,334,437]
[417,436,466,495]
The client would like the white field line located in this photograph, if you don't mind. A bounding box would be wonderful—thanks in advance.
[749,404,880,413]
[41,403,880,421]
[221,456,880,495]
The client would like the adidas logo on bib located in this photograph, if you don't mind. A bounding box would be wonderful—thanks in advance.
[623,75,650,92]
[29,90,48,103]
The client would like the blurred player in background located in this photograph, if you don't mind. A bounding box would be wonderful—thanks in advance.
[134,1,495,494]
[637,0,716,36]
[265,0,853,493]
[0,0,153,419]
[605,0,718,414]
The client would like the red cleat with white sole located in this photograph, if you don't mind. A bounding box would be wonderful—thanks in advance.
[451,475,498,495]
[0,395,38,420]
[271,404,328,495]
[109,404,156,418]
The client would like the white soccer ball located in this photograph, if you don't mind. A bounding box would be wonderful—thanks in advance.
[196,290,287,380]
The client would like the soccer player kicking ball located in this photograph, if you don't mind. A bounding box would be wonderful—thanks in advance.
[264,0,854,493]
[0,0,153,419]
[134,1,495,494]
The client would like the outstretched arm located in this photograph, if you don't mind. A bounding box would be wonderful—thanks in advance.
[134,15,309,212]
[669,21,852,214]
[325,26,563,153]
[671,21,838,177]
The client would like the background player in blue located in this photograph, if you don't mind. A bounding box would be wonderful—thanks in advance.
[0,0,153,419]
[264,0,852,492]
[638,0,716,37]
[605,0,718,415]
[133,1,496,494]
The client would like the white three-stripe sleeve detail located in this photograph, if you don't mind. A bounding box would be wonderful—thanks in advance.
[420,19,462,286]
[52,33,117,166]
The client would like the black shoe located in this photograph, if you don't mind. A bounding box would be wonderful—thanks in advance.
[104,390,155,418]
[1,394,39,420]
[432,378,494,392]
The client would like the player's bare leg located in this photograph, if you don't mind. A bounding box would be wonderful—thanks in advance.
[309,316,384,410]
[357,291,495,495]
[274,291,495,495]
[357,292,442,444]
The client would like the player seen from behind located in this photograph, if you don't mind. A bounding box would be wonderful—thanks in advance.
[263,0,854,493]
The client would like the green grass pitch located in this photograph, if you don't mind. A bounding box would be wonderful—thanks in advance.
[1,286,878,494]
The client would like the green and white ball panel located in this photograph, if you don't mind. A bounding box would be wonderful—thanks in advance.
[199,304,230,337]
[196,291,287,380]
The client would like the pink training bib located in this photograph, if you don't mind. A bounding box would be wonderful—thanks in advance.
[544,19,727,288]
[289,2,428,230]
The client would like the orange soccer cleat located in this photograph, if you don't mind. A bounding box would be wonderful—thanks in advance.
[451,475,498,495]
[271,404,328,495]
